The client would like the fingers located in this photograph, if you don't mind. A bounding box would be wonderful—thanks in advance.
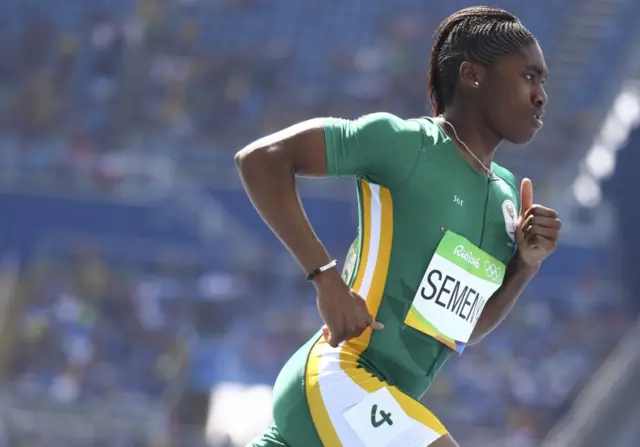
[523,205,559,220]
[525,235,558,252]
[522,213,561,248]
[515,188,562,260]
[522,214,562,229]
[326,334,340,348]
[519,178,533,217]
[525,226,560,241]
[324,323,348,347]
[322,304,383,348]
[522,215,561,235]
[326,332,341,348]
[325,321,384,347]
[349,291,384,331]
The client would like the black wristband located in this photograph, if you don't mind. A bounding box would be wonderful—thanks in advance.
[306,259,338,281]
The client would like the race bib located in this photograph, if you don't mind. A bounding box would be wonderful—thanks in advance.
[343,388,414,447]
[404,231,505,354]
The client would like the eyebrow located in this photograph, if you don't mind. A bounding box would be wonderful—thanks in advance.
[525,64,548,77]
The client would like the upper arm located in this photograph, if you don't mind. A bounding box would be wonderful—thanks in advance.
[237,112,426,187]
[236,117,329,177]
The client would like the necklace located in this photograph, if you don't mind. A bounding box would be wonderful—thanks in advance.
[439,116,495,179]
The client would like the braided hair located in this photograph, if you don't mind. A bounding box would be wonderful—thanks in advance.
[428,6,536,116]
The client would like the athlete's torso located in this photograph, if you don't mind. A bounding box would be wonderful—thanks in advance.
[272,114,520,406]
[336,117,520,398]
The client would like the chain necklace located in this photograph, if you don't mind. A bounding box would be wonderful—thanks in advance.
[439,116,495,179]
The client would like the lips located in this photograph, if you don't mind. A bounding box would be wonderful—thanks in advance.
[533,110,544,128]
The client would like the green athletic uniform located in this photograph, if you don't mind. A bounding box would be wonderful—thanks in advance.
[249,113,519,447]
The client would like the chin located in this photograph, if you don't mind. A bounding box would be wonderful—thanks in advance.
[506,129,539,146]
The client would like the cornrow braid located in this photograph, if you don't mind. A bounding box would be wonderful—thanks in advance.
[428,6,536,116]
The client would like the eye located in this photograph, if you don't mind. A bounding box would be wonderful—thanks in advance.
[525,73,535,83]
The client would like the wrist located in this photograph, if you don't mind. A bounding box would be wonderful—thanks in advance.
[306,259,338,281]
[513,250,542,275]
[311,266,344,291]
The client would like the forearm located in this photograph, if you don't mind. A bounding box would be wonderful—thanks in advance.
[469,253,539,344]
[235,142,332,277]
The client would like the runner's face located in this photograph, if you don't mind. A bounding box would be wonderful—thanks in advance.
[481,42,548,145]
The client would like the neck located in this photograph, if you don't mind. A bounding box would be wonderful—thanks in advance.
[440,102,502,170]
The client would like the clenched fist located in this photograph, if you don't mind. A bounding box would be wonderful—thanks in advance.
[313,269,383,348]
[516,178,562,267]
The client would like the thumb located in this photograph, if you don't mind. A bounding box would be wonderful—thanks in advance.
[519,178,534,217]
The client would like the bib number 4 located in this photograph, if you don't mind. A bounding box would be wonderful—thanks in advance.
[343,388,413,446]
[371,404,393,428]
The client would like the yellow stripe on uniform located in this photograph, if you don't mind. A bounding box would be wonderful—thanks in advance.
[350,179,373,293]
[340,181,393,393]
[305,181,395,446]
[305,341,342,446]
[305,180,393,447]
[390,388,448,435]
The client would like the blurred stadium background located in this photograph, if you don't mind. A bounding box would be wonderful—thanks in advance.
[0,0,638,446]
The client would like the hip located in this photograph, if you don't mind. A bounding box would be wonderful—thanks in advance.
[272,333,448,447]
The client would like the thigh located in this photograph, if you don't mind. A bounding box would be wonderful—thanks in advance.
[305,340,449,447]
[247,424,290,447]
[429,434,460,447]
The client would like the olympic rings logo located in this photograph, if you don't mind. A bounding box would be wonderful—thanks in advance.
[484,261,502,281]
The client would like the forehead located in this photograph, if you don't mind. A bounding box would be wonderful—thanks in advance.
[490,42,548,76]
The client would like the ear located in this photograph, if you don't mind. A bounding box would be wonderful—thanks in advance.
[459,61,486,90]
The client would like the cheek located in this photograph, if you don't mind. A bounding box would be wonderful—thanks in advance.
[482,86,535,142]
[481,87,513,122]
[487,81,529,119]
[501,80,529,106]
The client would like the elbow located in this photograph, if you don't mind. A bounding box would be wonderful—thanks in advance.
[234,146,251,171]
[235,142,293,178]
[234,145,264,175]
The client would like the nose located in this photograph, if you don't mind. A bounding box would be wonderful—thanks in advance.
[534,85,548,108]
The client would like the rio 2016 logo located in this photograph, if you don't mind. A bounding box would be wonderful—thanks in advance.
[484,261,502,281]
[453,245,480,268]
